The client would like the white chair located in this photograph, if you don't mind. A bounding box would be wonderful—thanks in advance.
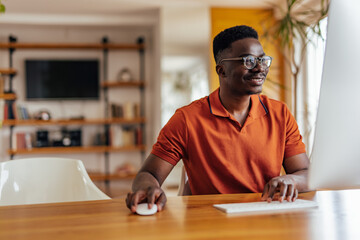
[0,157,110,206]
[177,166,192,196]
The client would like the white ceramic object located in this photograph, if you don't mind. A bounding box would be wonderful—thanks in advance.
[0,158,110,206]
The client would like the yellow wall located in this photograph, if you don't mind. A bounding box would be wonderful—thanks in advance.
[210,8,285,102]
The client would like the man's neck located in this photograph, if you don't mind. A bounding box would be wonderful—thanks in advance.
[219,89,252,115]
[219,89,253,125]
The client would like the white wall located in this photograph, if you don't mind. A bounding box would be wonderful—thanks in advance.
[0,23,161,175]
[159,6,211,189]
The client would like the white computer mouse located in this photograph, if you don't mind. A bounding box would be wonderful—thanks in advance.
[135,203,158,216]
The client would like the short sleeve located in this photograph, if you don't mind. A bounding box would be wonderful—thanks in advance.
[151,109,188,166]
[284,105,306,158]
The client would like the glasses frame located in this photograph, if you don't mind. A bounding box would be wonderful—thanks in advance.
[219,55,273,70]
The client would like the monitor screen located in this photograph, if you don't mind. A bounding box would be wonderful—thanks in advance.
[308,0,360,189]
[25,59,99,100]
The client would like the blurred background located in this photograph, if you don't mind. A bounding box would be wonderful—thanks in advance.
[0,0,328,196]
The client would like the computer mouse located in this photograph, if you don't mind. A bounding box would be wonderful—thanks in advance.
[135,203,158,216]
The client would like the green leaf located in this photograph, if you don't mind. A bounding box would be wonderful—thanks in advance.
[0,4,5,13]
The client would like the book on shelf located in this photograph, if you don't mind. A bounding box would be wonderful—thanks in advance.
[124,102,134,119]
[0,99,4,125]
[135,126,142,145]
[2,101,30,120]
[109,102,140,119]
[133,103,140,118]
[11,101,17,119]
[125,102,140,119]
[16,105,30,120]
[110,103,124,118]
[109,125,124,147]
[122,127,135,146]
[108,125,143,147]
[5,101,15,119]
[0,75,4,95]
[12,132,32,150]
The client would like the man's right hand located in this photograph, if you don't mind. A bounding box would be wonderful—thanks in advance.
[126,187,167,213]
[126,154,174,212]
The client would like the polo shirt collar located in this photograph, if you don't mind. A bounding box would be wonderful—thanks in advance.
[208,88,268,119]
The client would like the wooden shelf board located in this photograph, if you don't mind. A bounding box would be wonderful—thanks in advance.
[2,117,145,126]
[0,68,17,75]
[107,117,145,124]
[101,81,145,88]
[107,145,146,152]
[89,172,136,181]
[0,93,16,100]
[0,42,144,50]
[8,145,146,155]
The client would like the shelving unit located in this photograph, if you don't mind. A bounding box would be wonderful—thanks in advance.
[101,81,145,88]
[2,117,145,126]
[89,172,137,181]
[7,145,146,155]
[0,35,146,184]
[0,42,144,50]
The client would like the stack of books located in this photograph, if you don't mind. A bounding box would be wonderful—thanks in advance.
[108,126,142,147]
[2,101,30,120]
[109,102,140,119]
[12,132,32,150]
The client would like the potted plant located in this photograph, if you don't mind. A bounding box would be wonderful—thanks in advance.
[263,0,329,120]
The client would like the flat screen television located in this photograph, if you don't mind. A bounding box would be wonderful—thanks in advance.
[25,59,99,100]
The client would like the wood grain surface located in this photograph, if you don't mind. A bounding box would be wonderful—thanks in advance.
[1,189,360,240]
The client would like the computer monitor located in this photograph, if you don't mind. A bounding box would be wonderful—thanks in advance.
[308,0,360,189]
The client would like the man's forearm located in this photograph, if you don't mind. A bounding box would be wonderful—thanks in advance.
[288,169,309,192]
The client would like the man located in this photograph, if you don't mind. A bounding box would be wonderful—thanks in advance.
[126,25,309,213]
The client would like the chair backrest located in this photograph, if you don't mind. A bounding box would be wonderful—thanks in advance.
[178,166,192,196]
[0,157,110,206]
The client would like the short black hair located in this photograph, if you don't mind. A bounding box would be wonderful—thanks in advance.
[213,25,258,63]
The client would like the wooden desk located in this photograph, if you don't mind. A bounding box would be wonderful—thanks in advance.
[1,189,360,240]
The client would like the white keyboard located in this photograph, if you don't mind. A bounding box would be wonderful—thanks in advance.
[213,199,318,214]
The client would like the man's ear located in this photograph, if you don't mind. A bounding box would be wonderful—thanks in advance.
[216,65,226,78]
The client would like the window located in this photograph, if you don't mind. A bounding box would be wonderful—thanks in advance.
[304,18,328,154]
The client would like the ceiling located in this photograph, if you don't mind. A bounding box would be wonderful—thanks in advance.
[3,0,278,15]
[1,0,281,72]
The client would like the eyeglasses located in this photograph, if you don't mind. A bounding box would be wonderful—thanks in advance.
[219,55,273,70]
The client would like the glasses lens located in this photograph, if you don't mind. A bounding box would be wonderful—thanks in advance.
[243,56,256,69]
[261,56,272,68]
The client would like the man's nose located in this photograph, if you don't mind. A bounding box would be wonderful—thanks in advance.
[251,60,266,72]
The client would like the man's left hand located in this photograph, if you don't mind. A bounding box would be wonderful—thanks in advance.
[261,175,298,202]
[262,153,310,202]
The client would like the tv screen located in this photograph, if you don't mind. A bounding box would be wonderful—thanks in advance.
[25,59,99,100]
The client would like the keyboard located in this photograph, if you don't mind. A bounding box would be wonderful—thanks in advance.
[213,199,318,214]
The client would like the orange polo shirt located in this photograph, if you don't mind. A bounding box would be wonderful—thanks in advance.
[151,88,306,195]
